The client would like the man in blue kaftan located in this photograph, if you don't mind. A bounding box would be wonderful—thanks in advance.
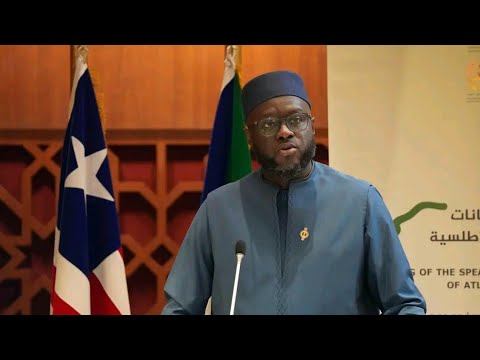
[162,70,426,315]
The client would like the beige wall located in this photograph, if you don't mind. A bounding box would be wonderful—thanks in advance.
[328,45,480,314]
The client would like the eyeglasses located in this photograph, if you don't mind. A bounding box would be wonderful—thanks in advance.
[246,113,314,137]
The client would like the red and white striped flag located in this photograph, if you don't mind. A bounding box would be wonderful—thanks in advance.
[50,49,130,315]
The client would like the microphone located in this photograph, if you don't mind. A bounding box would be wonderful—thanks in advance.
[230,240,246,315]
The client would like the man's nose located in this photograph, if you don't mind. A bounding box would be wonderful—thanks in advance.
[276,123,294,140]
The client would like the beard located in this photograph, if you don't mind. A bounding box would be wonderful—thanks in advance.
[251,137,316,179]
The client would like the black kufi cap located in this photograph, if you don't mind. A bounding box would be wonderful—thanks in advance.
[241,70,311,117]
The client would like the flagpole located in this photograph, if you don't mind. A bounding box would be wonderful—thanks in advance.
[225,45,242,84]
[70,45,89,89]
[225,45,241,67]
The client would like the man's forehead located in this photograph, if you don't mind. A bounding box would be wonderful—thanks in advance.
[247,96,310,121]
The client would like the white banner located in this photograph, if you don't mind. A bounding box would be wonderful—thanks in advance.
[327,45,480,314]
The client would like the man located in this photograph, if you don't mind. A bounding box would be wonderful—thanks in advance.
[162,70,427,315]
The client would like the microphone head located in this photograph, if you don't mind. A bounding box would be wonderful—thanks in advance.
[235,240,246,255]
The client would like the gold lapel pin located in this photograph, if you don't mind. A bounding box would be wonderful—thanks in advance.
[299,227,309,241]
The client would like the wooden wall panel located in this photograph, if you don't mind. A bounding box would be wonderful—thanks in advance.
[0,45,70,130]
[0,45,328,136]
[242,45,328,132]
[87,45,226,130]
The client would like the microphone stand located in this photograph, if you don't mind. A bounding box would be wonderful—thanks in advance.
[229,252,244,315]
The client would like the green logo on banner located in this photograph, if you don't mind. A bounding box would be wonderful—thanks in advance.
[394,202,448,235]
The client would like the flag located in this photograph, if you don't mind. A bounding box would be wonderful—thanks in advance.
[50,52,130,315]
[200,47,252,203]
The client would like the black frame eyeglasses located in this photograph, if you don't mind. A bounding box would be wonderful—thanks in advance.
[245,112,314,137]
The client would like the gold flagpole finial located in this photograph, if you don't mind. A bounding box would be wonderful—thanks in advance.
[71,45,89,66]
[70,45,89,86]
[76,45,89,64]
[225,45,242,83]
[225,45,242,67]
